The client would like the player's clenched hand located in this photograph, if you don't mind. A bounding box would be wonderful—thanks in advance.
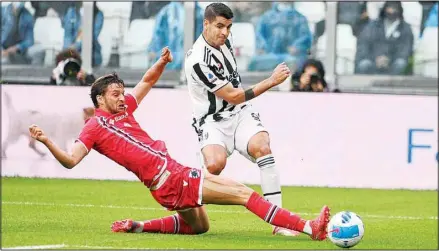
[29,124,48,144]
[269,62,291,86]
[160,47,173,63]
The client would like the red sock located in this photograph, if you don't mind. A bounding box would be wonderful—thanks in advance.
[245,192,306,232]
[138,214,196,234]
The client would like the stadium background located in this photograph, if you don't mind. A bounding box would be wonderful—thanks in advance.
[1,1,438,92]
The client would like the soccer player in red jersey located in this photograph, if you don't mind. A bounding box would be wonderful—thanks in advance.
[29,47,330,240]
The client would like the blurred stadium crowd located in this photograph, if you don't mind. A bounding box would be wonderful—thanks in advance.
[1,1,438,94]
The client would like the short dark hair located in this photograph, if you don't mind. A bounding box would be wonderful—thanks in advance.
[90,72,125,108]
[204,3,233,22]
[55,48,82,65]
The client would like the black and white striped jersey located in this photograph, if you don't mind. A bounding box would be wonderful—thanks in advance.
[184,34,247,126]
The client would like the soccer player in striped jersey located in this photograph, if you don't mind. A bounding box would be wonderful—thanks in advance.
[184,3,298,236]
[29,47,330,240]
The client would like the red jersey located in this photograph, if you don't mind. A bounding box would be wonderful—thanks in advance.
[76,94,169,188]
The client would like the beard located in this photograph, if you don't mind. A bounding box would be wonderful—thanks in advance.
[103,100,119,114]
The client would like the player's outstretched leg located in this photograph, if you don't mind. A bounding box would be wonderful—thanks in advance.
[246,131,299,236]
[202,171,330,240]
[111,206,209,235]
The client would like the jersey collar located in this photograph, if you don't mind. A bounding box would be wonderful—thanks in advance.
[201,34,222,52]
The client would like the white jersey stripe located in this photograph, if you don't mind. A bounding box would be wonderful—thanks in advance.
[185,34,247,125]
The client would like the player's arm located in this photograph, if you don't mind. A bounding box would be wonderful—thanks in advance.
[29,125,88,169]
[194,62,290,105]
[214,78,275,105]
[132,47,173,104]
[44,140,88,169]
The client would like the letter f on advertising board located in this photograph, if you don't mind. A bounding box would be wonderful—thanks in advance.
[407,128,434,164]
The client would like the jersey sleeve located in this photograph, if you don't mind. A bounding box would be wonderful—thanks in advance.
[125,93,138,114]
[191,61,229,92]
[75,120,97,153]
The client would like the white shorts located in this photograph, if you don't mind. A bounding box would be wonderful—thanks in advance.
[195,105,267,163]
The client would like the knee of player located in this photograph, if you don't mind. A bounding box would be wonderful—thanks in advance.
[259,144,272,156]
[205,159,226,175]
[194,222,210,234]
[249,144,272,159]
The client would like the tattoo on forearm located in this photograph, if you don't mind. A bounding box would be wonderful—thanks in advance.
[244,88,256,101]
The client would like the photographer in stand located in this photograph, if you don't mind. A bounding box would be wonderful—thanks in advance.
[291,59,329,92]
[50,48,95,86]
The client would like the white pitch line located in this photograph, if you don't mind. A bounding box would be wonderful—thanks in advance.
[363,214,438,220]
[69,245,184,249]
[3,244,169,250]
[2,201,437,221]
[3,244,66,249]
[69,245,152,249]
[1,201,245,214]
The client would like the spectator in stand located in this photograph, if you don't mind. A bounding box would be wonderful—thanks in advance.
[248,2,312,72]
[355,1,414,75]
[147,2,203,70]
[62,2,104,67]
[290,59,329,92]
[1,2,44,65]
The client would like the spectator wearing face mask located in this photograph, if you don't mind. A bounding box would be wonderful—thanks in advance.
[248,2,312,72]
[355,1,414,75]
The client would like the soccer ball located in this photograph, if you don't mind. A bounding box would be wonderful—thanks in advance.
[327,211,365,248]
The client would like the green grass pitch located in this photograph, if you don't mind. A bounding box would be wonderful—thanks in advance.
[1,177,437,249]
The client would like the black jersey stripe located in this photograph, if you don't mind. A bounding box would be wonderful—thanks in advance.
[193,63,216,89]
